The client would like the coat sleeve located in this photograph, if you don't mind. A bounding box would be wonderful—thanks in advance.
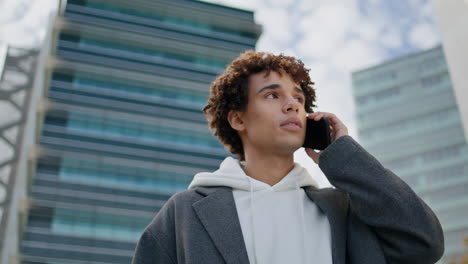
[132,198,177,264]
[318,136,444,264]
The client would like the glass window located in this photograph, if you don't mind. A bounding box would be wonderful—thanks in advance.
[59,32,227,70]
[426,164,467,184]
[384,157,415,170]
[66,0,257,39]
[421,145,461,162]
[69,74,207,105]
[420,55,445,72]
[62,111,221,150]
[373,86,400,101]
[51,208,148,242]
[59,157,192,191]
[437,209,468,228]
[421,72,447,87]
[428,184,468,204]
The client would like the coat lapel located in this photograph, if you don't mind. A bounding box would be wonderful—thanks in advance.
[304,186,349,264]
[192,187,250,264]
[192,186,348,264]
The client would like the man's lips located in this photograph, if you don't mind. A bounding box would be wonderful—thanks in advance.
[280,117,302,130]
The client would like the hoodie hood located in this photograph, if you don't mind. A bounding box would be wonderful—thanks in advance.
[188,156,319,191]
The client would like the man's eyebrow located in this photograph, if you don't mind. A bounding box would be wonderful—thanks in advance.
[257,84,304,95]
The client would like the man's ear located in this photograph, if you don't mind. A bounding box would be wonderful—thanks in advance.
[228,110,246,132]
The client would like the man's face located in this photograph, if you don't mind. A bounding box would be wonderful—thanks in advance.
[235,70,307,157]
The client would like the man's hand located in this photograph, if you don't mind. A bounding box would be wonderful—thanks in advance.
[305,112,349,164]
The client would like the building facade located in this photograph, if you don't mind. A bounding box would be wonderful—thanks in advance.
[352,46,468,263]
[15,0,261,263]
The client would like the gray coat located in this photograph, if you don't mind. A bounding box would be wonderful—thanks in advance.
[132,136,444,264]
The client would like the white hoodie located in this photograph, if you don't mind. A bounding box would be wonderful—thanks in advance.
[188,157,333,264]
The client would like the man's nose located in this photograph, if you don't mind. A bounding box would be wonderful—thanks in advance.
[283,96,299,113]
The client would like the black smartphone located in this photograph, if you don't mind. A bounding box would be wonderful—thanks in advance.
[302,117,331,150]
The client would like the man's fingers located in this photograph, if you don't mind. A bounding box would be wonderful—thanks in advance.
[305,148,321,164]
[311,112,345,128]
[308,112,324,121]
[308,111,349,141]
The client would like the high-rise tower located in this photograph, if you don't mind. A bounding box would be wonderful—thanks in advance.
[13,0,261,263]
[352,46,468,263]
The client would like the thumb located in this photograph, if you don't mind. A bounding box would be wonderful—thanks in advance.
[305,148,321,164]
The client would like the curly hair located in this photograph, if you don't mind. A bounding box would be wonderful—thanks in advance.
[203,50,317,160]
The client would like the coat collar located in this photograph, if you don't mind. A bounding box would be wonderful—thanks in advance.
[192,187,250,264]
[192,186,348,264]
[304,186,349,264]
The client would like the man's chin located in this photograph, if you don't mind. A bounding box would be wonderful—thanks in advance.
[275,139,303,154]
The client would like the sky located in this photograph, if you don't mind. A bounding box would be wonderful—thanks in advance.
[0,0,442,186]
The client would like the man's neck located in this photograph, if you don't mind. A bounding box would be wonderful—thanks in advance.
[241,153,295,186]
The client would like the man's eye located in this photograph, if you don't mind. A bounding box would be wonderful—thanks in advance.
[266,93,278,99]
[295,97,304,103]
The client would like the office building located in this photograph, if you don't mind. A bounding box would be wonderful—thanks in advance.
[3,0,261,263]
[352,46,468,263]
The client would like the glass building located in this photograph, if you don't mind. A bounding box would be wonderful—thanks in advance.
[352,45,468,263]
[17,0,261,263]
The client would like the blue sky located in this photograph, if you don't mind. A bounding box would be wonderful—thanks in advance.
[0,0,442,186]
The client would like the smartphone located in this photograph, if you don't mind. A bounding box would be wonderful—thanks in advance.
[302,117,331,150]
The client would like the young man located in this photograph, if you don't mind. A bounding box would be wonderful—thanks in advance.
[132,51,444,264]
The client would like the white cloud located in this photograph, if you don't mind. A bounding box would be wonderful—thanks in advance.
[0,0,58,48]
[201,0,259,11]
[297,3,359,59]
[353,20,380,42]
[408,22,440,49]
[299,0,358,14]
[368,0,383,5]
[0,0,30,23]
[421,0,435,18]
[281,47,301,58]
[303,62,328,86]
[256,8,294,48]
[261,0,295,9]
[330,38,384,72]
[380,28,403,49]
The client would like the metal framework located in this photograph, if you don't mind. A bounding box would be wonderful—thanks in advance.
[0,45,38,260]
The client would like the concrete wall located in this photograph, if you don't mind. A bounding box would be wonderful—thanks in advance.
[433,0,468,142]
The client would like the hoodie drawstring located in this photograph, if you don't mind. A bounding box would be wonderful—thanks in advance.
[249,177,259,264]
[296,181,308,263]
